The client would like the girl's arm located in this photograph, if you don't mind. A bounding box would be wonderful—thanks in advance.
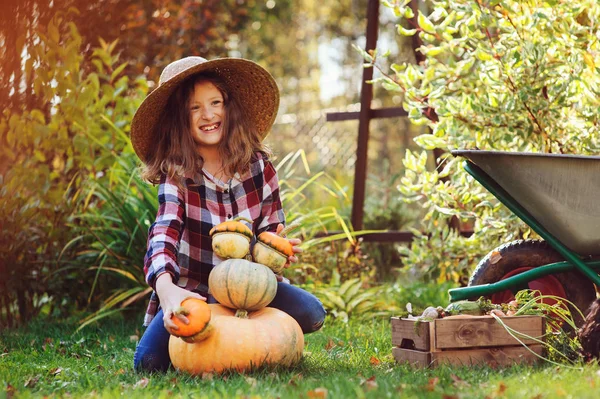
[144,175,204,333]
[258,161,303,268]
[256,160,285,235]
[143,175,185,288]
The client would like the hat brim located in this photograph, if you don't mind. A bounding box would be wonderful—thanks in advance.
[130,58,280,164]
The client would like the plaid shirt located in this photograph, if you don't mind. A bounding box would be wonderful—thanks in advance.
[143,152,285,326]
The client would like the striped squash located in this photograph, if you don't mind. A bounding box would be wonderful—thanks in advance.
[169,304,304,374]
[208,258,277,316]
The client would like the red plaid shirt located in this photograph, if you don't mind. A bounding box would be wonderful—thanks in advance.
[143,152,285,326]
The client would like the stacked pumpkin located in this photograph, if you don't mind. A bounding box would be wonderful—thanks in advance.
[168,218,303,374]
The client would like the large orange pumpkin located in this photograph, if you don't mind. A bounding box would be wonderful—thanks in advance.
[168,304,304,374]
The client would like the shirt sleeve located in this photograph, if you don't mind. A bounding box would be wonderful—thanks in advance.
[143,175,185,289]
[256,160,286,235]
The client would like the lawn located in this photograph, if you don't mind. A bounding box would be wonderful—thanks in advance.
[1,314,600,398]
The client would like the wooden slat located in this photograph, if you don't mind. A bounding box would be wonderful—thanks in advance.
[430,345,543,367]
[433,316,544,350]
[351,0,380,231]
[313,230,474,243]
[325,107,408,122]
[392,347,431,367]
[391,317,430,350]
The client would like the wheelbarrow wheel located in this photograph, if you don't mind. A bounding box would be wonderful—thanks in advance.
[469,239,596,327]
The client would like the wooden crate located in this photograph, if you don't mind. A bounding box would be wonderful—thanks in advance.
[391,315,545,368]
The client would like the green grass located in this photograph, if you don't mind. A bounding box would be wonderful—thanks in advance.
[1,315,600,398]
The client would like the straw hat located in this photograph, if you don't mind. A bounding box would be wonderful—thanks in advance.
[130,56,280,164]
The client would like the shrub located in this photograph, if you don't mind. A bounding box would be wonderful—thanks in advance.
[365,0,600,283]
[0,10,147,326]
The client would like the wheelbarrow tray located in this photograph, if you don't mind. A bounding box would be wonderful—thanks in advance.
[452,150,600,256]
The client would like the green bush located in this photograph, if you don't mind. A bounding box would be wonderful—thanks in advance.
[0,10,147,326]
[366,0,600,283]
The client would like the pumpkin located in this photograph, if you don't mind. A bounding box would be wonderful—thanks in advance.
[170,298,213,341]
[208,258,277,317]
[252,231,294,274]
[169,304,304,374]
[209,217,253,259]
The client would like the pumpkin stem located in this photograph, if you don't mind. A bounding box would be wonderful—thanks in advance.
[233,216,254,225]
[235,309,249,319]
[186,322,213,343]
[173,306,190,317]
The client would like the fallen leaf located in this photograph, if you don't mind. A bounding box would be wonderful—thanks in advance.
[450,374,470,388]
[114,368,125,375]
[288,373,303,386]
[426,377,439,392]
[49,367,62,376]
[489,251,502,264]
[370,356,381,365]
[134,378,149,389]
[202,372,214,381]
[442,395,459,399]
[24,376,40,388]
[129,335,139,343]
[496,382,507,395]
[362,376,377,391]
[307,387,328,398]
[244,376,257,387]
[324,339,335,351]
[6,383,15,398]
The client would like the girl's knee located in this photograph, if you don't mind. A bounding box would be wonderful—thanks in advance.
[134,346,171,373]
[299,302,326,334]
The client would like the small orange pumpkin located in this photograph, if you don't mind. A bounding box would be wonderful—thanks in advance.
[170,298,213,341]
[209,217,253,259]
[252,231,294,274]
[208,258,277,317]
[168,304,304,374]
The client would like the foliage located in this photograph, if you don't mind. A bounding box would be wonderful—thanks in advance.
[313,276,401,323]
[365,0,600,282]
[0,10,147,326]
[67,155,157,331]
[276,150,382,284]
[0,0,254,112]
[362,163,419,280]
[3,315,600,398]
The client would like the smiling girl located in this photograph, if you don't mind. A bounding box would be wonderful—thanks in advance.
[130,57,326,372]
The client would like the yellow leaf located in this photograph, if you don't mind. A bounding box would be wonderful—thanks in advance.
[583,52,595,70]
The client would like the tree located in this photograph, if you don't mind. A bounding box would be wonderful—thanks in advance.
[368,0,600,282]
[0,0,253,117]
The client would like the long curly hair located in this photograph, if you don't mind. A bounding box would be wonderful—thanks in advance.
[141,72,271,185]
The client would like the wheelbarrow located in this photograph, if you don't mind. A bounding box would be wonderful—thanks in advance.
[448,150,600,325]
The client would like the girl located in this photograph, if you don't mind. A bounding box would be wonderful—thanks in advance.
[130,57,326,372]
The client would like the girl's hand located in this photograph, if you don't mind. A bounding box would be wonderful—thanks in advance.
[275,224,303,282]
[155,273,206,335]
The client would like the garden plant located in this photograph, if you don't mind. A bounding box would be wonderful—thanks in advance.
[3,0,600,397]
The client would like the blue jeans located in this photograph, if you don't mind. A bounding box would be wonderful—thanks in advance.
[133,282,326,372]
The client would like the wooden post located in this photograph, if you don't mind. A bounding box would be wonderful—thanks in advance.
[352,0,379,230]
